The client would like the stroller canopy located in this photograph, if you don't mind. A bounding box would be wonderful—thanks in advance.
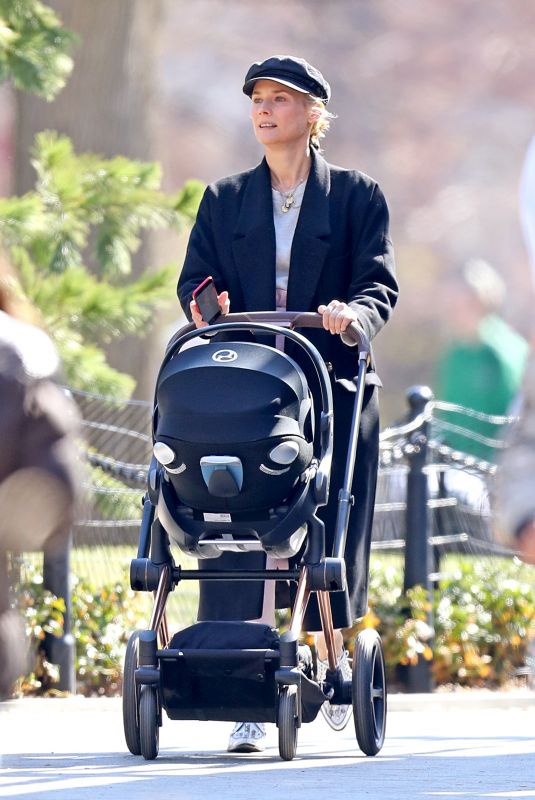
[156,341,312,444]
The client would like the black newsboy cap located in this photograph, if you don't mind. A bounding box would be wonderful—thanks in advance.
[243,55,331,104]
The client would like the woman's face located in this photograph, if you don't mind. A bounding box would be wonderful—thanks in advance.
[249,79,313,148]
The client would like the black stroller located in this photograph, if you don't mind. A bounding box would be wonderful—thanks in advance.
[122,312,387,761]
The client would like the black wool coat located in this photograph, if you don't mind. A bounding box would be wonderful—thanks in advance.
[176,148,398,629]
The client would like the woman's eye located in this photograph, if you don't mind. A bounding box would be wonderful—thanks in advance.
[275,95,286,102]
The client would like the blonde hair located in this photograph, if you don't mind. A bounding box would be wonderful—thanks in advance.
[308,97,336,152]
[0,249,40,324]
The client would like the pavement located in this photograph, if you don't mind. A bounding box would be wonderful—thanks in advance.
[1,692,535,800]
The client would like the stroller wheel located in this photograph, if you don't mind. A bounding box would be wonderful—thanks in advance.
[122,631,141,755]
[352,628,387,756]
[278,685,298,761]
[139,685,160,760]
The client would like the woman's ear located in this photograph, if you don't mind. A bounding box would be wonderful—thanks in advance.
[308,105,322,124]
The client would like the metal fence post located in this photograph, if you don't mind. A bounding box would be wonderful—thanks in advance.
[403,385,434,693]
[43,530,75,693]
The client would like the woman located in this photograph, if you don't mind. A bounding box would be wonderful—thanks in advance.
[0,251,80,698]
[177,55,398,750]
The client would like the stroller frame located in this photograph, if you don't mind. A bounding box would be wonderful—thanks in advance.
[123,312,387,761]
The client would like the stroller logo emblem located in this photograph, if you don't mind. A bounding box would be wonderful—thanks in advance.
[212,349,238,363]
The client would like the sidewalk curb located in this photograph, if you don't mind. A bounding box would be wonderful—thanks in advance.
[388,690,535,711]
[2,690,535,714]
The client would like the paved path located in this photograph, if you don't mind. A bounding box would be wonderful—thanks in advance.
[1,694,535,800]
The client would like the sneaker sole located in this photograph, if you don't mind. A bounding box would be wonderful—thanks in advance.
[320,703,353,732]
[227,742,265,753]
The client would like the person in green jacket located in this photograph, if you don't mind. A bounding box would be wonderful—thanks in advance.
[435,258,528,462]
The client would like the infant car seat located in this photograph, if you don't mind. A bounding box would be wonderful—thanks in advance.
[152,340,315,557]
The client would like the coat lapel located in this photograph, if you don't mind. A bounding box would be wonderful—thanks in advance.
[286,150,331,311]
[232,159,276,311]
[231,150,332,313]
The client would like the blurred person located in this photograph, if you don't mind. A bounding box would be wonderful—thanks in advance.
[0,251,80,699]
[177,55,397,750]
[496,138,535,564]
[434,258,528,462]
[520,134,535,290]
[496,352,535,564]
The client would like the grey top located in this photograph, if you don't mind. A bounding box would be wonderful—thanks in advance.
[272,180,307,300]
[271,182,356,346]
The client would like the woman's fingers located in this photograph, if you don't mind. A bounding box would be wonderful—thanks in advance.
[190,290,230,329]
[318,301,355,334]
[190,299,208,329]
[218,290,230,315]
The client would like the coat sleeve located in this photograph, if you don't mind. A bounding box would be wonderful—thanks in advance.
[177,187,227,320]
[347,182,398,342]
[496,351,535,543]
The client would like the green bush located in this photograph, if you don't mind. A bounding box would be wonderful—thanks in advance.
[17,571,67,694]
[432,559,535,686]
[351,556,535,688]
[70,577,151,696]
[15,565,151,696]
[13,556,535,696]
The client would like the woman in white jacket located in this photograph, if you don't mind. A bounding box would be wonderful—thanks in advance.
[0,252,80,698]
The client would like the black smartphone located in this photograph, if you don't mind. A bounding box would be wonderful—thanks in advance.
[192,276,222,324]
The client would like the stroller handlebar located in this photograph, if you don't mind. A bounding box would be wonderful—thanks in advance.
[195,311,371,357]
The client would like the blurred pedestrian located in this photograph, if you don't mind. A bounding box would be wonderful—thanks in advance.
[0,251,80,699]
[434,258,528,462]
[496,352,535,564]
[496,137,535,565]
[520,134,535,290]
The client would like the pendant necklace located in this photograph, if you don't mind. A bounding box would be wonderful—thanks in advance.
[281,190,296,213]
[274,178,306,213]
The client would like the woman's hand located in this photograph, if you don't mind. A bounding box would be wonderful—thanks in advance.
[190,290,230,329]
[318,300,359,335]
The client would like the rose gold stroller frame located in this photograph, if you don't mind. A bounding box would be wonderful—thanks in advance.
[149,310,369,685]
[123,311,386,764]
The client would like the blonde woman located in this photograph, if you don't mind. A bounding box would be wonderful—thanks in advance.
[178,55,398,751]
[0,253,79,697]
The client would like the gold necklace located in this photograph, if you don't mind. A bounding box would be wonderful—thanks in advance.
[281,192,296,213]
[273,178,306,213]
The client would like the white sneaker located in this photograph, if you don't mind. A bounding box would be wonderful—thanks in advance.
[227,722,267,753]
[317,650,353,731]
